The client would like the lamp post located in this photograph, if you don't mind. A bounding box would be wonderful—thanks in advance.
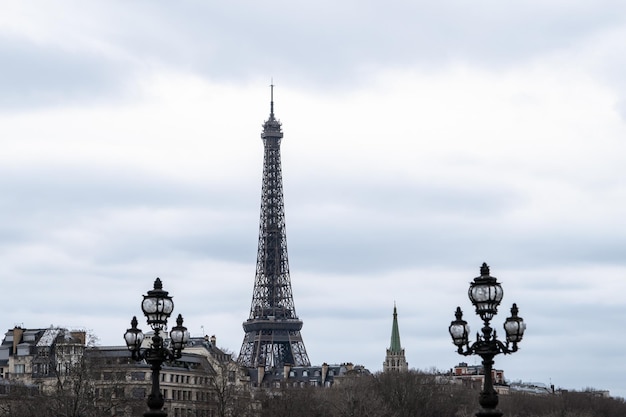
[448,263,526,417]
[124,278,190,417]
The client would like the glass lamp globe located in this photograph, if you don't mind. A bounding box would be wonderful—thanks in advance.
[449,307,470,347]
[504,303,526,343]
[124,316,145,351]
[170,314,191,352]
[141,278,174,328]
[468,263,503,322]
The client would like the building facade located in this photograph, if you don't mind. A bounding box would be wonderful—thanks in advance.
[0,327,249,416]
[250,362,370,389]
[451,362,508,395]
[89,336,250,417]
[0,326,86,387]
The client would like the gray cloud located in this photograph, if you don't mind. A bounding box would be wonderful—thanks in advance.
[4,1,625,102]
[168,1,626,84]
[0,38,130,109]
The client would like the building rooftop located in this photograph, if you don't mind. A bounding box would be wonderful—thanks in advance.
[35,328,62,347]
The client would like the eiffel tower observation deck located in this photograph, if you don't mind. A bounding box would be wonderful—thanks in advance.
[237,86,311,369]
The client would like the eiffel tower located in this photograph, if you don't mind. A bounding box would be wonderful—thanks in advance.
[237,85,311,369]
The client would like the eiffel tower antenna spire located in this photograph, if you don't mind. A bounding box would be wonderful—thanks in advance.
[237,85,311,369]
[270,79,274,117]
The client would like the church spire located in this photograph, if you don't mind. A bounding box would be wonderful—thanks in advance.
[383,303,408,372]
[389,303,402,353]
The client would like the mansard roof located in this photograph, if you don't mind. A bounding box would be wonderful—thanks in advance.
[249,363,370,387]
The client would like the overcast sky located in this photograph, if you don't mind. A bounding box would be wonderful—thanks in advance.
[1,0,626,398]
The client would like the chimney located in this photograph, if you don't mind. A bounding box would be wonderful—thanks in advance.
[257,366,265,386]
[321,362,329,384]
[12,327,24,355]
[210,335,216,346]
[70,331,87,345]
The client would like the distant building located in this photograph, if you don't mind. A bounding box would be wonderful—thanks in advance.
[0,327,249,416]
[509,381,553,395]
[90,335,250,416]
[383,304,408,372]
[250,362,370,389]
[451,362,509,395]
[0,326,86,389]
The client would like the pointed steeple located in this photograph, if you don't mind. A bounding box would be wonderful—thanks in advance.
[389,303,402,353]
[383,303,408,372]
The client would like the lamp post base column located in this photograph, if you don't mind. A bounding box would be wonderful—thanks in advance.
[476,353,502,417]
[144,411,167,417]
[476,410,503,417]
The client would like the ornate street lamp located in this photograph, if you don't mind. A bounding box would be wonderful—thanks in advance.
[449,263,526,417]
[124,278,190,417]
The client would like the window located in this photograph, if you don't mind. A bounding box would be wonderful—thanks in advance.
[14,364,25,374]
[132,388,146,399]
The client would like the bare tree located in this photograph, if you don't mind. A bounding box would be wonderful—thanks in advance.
[324,376,391,417]
[257,386,326,417]
[209,359,244,417]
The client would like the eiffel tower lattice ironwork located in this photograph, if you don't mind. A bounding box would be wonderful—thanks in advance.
[237,85,311,369]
